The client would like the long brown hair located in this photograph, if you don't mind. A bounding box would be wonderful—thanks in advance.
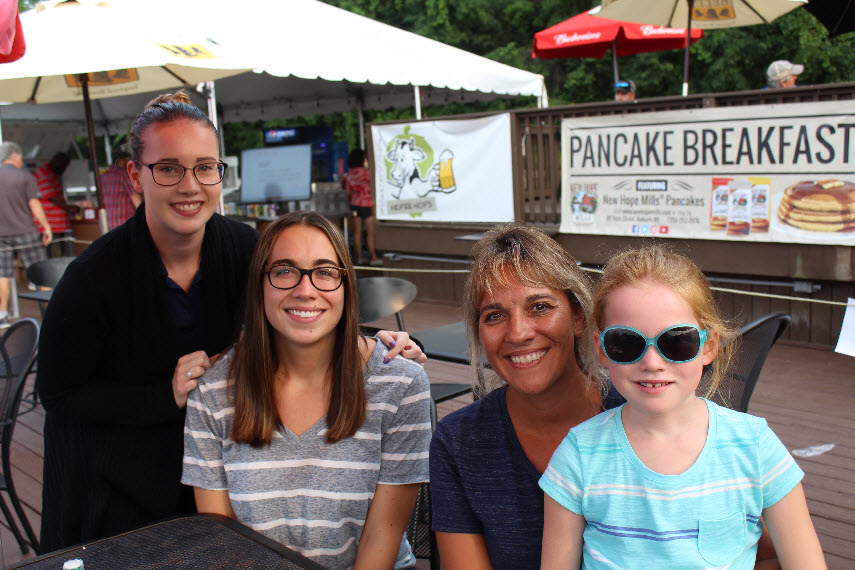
[463,223,597,398]
[230,211,365,446]
[591,245,736,398]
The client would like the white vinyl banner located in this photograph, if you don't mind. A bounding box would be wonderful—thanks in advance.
[559,102,855,245]
[372,114,514,222]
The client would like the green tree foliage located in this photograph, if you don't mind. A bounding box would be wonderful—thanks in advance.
[224,1,855,154]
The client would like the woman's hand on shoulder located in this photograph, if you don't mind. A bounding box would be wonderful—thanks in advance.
[172,351,212,408]
[376,331,427,364]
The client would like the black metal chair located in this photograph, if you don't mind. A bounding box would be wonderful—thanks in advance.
[0,318,41,554]
[701,312,791,413]
[24,256,74,317]
[357,277,418,331]
[406,398,440,570]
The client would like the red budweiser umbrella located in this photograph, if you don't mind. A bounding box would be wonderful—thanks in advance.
[533,6,703,84]
[0,0,25,64]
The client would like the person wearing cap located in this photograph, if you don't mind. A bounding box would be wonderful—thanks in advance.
[614,79,636,101]
[101,148,141,231]
[767,60,803,89]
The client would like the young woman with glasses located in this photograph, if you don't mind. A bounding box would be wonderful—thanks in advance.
[37,91,424,553]
[182,211,431,569]
[540,246,824,568]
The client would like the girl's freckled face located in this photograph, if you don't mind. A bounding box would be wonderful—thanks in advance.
[598,281,716,418]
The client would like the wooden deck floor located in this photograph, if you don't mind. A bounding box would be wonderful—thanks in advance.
[3,297,853,567]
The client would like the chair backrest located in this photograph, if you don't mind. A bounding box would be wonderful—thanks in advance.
[702,312,790,413]
[406,397,439,570]
[0,319,39,428]
[356,277,417,331]
[25,256,75,288]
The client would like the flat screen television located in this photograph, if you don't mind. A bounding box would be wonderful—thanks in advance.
[240,144,312,202]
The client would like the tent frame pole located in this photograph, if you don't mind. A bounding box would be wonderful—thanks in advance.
[413,86,422,120]
[203,81,226,215]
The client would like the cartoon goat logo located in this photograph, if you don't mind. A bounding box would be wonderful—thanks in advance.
[385,137,456,200]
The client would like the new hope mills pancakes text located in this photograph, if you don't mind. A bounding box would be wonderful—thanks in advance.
[777,180,855,232]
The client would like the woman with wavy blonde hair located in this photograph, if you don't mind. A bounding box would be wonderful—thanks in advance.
[430,224,618,570]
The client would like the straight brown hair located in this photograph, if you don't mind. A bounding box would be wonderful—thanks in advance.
[230,211,365,446]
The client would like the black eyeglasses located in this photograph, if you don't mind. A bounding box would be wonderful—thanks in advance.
[600,324,709,364]
[138,161,227,186]
[264,264,346,291]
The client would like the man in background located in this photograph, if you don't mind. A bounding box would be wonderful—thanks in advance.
[0,142,52,328]
[615,80,636,101]
[33,152,79,257]
[766,60,803,89]
[101,149,141,231]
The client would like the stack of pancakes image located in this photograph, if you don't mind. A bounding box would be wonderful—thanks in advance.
[777,180,855,232]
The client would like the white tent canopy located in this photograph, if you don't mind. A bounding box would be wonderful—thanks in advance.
[1,71,543,136]
[0,0,546,132]
[0,0,253,103]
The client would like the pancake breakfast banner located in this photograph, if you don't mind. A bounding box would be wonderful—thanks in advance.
[372,114,514,223]
[559,102,855,245]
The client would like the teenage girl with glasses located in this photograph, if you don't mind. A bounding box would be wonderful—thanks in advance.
[539,246,825,569]
[182,211,431,570]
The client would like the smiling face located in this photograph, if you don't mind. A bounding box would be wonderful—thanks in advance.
[598,281,716,419]
[263,224,345,353]
[128,118,221,244]
[478,278,584,399]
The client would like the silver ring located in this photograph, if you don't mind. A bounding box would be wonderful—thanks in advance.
[186,370,193,378]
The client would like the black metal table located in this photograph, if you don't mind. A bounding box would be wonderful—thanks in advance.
[16,289,53,317]
[414,322,471,366]
[413,322,474,403]
[10,514,327,570]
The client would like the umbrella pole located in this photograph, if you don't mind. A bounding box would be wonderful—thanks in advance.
[79,74,107,235]
[682,0,694,96]
[612,39,620,83]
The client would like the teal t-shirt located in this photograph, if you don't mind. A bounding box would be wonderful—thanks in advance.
[539,399,803,569]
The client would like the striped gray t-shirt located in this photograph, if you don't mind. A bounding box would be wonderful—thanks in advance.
[182,341,431,569]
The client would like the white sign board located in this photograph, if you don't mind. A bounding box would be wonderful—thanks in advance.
[372,114,514,222]
[559,102,855,245]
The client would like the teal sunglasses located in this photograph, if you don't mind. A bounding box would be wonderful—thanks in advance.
[600,324,709,364]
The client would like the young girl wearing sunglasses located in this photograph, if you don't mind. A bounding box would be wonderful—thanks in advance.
[540,246,825,569]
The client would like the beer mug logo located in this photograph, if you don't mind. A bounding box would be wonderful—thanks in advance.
[384,132,459,199]
[437,150,456,192]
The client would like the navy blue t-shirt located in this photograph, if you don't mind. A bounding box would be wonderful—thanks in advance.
[430,385,622,569]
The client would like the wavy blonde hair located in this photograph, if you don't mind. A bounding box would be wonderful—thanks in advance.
[463,224,598,398]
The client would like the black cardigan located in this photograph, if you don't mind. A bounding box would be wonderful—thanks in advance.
[37,207,258,552]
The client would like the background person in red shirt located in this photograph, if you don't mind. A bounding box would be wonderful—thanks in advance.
[33,152,80,257]
[102,149,141,231]
[344,149,380,266]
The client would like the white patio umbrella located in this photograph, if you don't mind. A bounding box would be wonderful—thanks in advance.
[0,0,254,232]
[597,0,806,96]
